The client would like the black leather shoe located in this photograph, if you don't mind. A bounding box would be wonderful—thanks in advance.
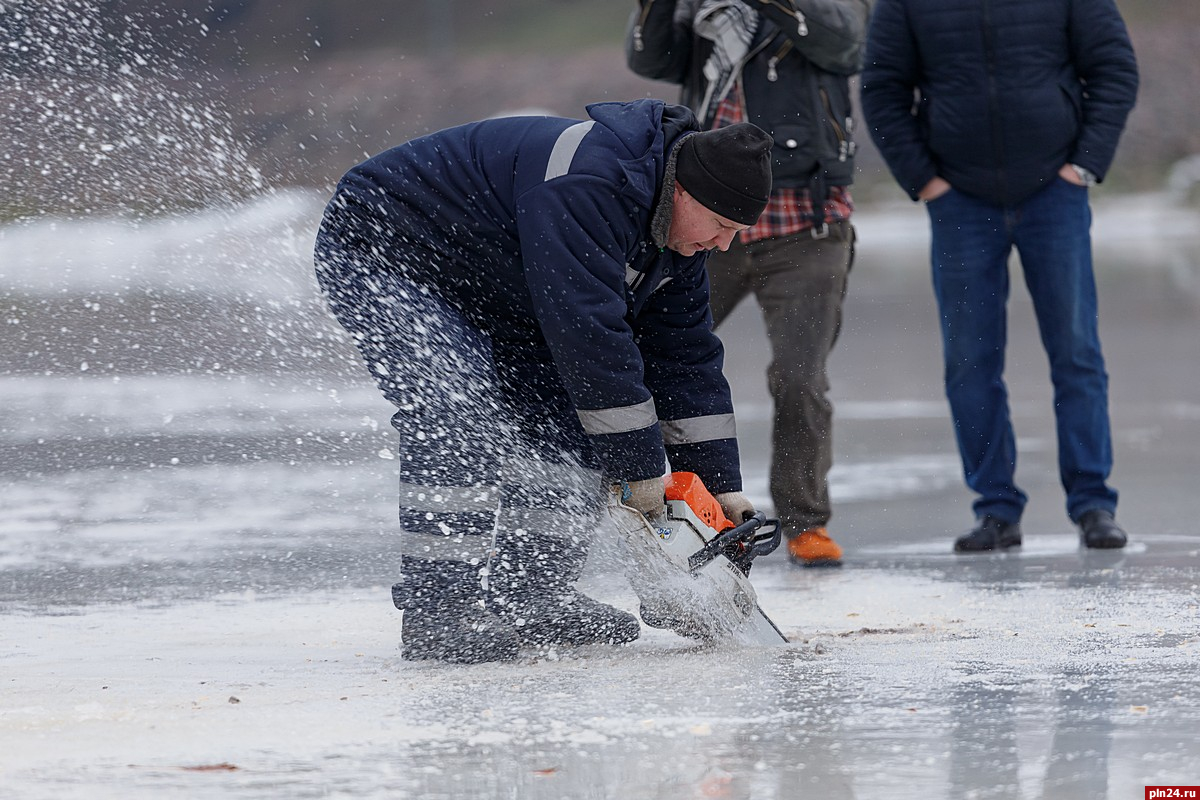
[953,515,1022,553]
[1077,509,1128,549]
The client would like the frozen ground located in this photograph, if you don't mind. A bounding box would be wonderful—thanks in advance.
[1,196,1199,799]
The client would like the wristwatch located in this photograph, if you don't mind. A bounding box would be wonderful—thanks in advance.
[1070,164,1097,187]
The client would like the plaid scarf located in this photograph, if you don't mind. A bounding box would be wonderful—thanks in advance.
[694,0,759,125]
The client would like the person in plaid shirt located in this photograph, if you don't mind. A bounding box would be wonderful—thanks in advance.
[628,0,872,566]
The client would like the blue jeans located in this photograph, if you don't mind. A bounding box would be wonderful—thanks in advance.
[926,178,1118,524]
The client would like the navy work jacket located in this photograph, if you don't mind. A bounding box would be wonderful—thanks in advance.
[330,99,742,493]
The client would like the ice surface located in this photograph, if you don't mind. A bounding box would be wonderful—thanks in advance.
[2,551,1197,799]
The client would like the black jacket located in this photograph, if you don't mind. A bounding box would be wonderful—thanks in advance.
[627,0,871,199]
[861,0,1138,206]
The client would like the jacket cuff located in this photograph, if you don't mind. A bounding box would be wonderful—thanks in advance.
[591,425,668,484]
[666,439,742,494]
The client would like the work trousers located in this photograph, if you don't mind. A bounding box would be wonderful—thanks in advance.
[314,214,602,610]
[706,221,855,534]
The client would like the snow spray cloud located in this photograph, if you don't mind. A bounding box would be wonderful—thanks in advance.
[0,2,336,378]
[0,0,264,219]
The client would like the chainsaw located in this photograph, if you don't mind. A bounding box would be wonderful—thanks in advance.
[608,472,788,645]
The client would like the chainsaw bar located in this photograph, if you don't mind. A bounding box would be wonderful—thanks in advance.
[608,489,788,645]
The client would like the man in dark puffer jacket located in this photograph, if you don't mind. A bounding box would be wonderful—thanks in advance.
[861,0,1138,552]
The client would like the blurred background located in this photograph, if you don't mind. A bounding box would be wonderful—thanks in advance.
[3,0,1200,217]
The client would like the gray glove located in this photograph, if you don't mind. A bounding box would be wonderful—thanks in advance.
[619,477,666,519]
[715,491,755,524]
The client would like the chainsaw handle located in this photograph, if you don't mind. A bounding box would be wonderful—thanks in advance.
[687,512,782,574]
[742,516,782,563]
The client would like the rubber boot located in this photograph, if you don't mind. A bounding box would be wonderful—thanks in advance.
[486,523,639,647]
[392,557,519,664]
[494,588,641,647]
[399,603,519,664]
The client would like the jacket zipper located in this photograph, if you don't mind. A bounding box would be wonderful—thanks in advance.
[761,0,808,36]
[819,87,854,162]
[744,34,775,73]
[632,0,656,52]
[698,33,775,124]
[981,0,1006,198]
[767,40,793,82]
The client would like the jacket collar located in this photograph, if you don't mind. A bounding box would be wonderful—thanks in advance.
[650,134,691,250]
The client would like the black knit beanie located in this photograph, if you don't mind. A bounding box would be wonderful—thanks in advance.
[675,123,773,226]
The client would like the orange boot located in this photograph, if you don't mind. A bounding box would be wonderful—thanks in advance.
[787,527,843,567]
